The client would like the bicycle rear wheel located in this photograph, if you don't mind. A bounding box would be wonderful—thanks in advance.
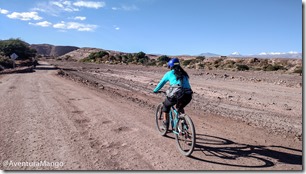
[174,114,196,156]
[155,103,168,136]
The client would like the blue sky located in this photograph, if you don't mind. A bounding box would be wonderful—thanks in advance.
[0,0,302,56]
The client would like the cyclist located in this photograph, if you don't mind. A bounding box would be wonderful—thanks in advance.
[153,58,193,127]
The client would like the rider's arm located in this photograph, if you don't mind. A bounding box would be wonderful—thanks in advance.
[153,72,170,93]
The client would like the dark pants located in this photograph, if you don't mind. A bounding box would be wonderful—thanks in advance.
[162,93,192,114]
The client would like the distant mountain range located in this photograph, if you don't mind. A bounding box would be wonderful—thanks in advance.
[30,44,79,57]
[30,43,302,59]
[199,52,221,57]
[199,52,302,59]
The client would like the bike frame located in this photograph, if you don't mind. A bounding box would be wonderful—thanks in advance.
[169,106,180,135]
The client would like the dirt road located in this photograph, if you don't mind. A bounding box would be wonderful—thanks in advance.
[0,61,302,170]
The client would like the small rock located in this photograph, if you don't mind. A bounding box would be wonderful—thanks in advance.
[296,83,302,88]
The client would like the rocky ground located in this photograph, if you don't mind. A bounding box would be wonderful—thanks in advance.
[51,60,303,139]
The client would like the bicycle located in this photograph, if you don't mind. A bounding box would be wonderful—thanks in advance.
[155,91,196,157]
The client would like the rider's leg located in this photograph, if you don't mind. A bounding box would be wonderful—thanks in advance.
[162,97,176,123]
[176,94,192,114]
[163,112,169,122]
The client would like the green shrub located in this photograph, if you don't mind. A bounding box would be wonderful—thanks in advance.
[0,57,14,68]
[158,55,170,63]
[147,59,156,66]
[195,56,205,61]
[182,59,193,66]
[264,64,285,71]
[0,38,36,60]
[236,64,249,71]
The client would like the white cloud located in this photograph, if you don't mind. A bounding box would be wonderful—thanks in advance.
[0,8,9,14]
[33,0,79,16]
[32,7,46,13]
[29,21,52,27]
[259,51,299,55]
[53,21,97,31]
[7,11,42,21]
[73,1,105,9]
[288,51,298,54]
[53,21,67,28]
[112,4,138,11]
[113,25,120,30]
[51,1,64,8]
[121,5,138,11]
[74,16,86,20]
[51,0,79,12]
[33,0,104,16]
[231,52,241,55]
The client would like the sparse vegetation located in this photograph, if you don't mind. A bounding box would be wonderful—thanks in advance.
[78,50,302,73]
[80,51,153,66]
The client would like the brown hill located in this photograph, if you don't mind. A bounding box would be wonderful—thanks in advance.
[30,44,79,57]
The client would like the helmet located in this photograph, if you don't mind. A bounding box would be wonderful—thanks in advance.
[167,58,180,68]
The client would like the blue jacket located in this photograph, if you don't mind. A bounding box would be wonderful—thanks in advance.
[153,70,191,93]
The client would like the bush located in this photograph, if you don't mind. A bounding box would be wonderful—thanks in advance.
[264,64,285,71]
[195,56,205,61]
[147,59,156,66]
[158,55,171,62]
[236,64,249,71]
[0,57,14,68]
[134,51,149,65]
[88,51,109,60]
[293,66,302,74]
[182,59,193,66]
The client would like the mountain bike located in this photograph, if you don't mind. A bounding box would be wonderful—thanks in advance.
[155,91,196,157]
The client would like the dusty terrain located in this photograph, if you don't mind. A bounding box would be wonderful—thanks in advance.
[0,60,302,170]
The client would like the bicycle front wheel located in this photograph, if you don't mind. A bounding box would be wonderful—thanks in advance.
[174,114,196,157]
[155,103,168,136]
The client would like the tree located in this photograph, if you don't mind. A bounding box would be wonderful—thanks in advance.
[135,51,146,59]
[0,38,36,60]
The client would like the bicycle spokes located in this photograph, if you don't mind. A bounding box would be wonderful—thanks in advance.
[175,115,196,157]
[155,103,168,136]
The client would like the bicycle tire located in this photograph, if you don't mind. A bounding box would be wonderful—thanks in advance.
[155,103,168,136]
[174,114,196,157]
